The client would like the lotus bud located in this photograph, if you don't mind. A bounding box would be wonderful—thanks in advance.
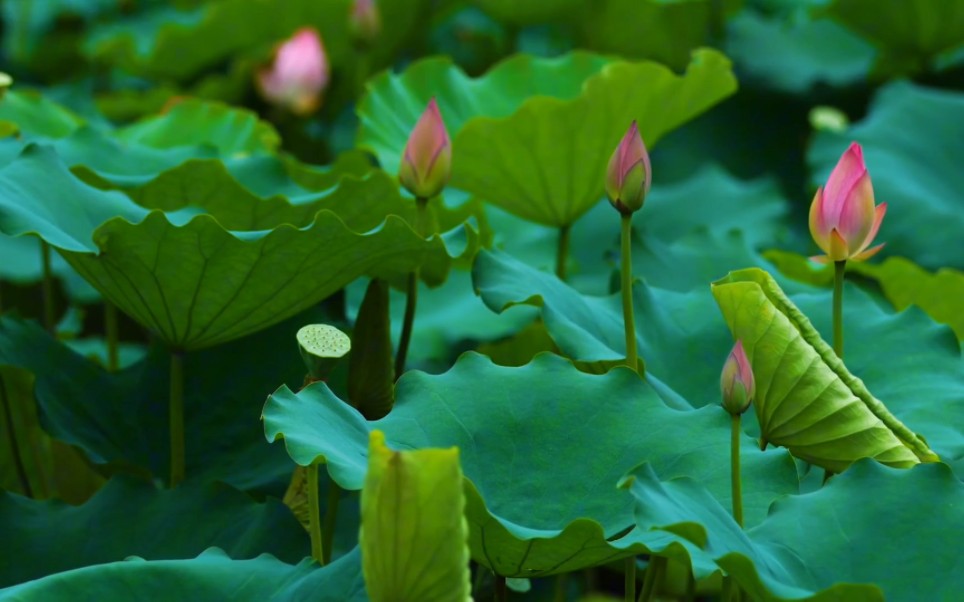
[0,72,11,101]
[605,121,651,215]
[349,0,381,46]
[256,27,329,116]
[399,98,451,200]
[721,340,754,416]
[809,142,887,263]
[297,324,351,382]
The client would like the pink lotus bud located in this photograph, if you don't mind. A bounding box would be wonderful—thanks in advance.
[349,0,381,45]
[256,28,329,116]
[605,121,651,215]
[808,142,887,263]
[721,340,754,415]
[399,98,451,199]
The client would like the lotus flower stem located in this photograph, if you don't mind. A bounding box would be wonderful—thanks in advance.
[307,462,325,565]
[105,301,119,372]
[169,350,185,487]
[494,575,507,601]
[624,557,636,601]
[638,555,665,601]
[394,197,429,377]
[730,414,744,527]
[40,240,55,332]
[833,260,845,358]
[322,479,341,564]
[556,224,571,280]
[620,214,638,373]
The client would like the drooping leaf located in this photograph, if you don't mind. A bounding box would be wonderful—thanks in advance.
[0,476,309,588]
[264,352,798,576]
[356,51,611,175]
[809,81,964,270]
[0,547,366,602]
[0,145,463,350]
[453,49,737,227]
[347,279,394,419]
[711,268,939,471]
[361,431,470,600]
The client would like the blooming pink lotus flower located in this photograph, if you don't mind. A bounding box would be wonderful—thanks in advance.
[256,28,329,116]
[605,121,651,214]
[809,142,887,263]
[399,98,451,199]
[349,0,381,44]
[721,340,754,415]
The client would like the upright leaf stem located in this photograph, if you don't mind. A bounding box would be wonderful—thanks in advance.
[556,223,571,280]
[730,414,743,527]
[833,260,846,358]
[494,575,507,602]
[41,240,55,332]
[169,350,185,488]
[624,557,636,601]
[307,462,325,565]
[394,197,429,377]
[322,479,341,564]
[620,214,638,372]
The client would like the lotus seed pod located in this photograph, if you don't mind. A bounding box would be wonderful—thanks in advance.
[297,324,351,381]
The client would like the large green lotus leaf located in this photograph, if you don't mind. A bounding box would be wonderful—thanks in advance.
[765,251,964,342]
[453,49,737,227]
[0,365,104,504]
[809,81,964,270]
[0,90,84,139]
[361,432,470,600]
[712,268,939,472]
[264,352,799,576]
[0,547,366,602]
[356,51,611,175]
[0,476,308,588]
[576,0,740,70]
[827,0,964,76]
[0,308,332,493]
[83,0,353,81]
[727,461,962,601]
[724,10,875,92]
[115,99,281,156]
[0,146,460,350]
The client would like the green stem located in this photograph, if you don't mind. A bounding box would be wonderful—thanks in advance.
[730,414,743,528]
[105,302,119,372]
[833,260,846,358]
[394,198,429,378]
[554,572,569,602]
[494,575,507,602]
[624,557,636,601]
[322,479,341,564]
[472,564,487,597]
[556,223,571,281]
[41,240,55,332]
[1,372,33,497]
[169,350,185,488]
[638,556,666,602]
[307,462,325,565]
[620,214,638,373]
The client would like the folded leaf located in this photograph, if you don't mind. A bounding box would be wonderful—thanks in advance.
[711,268,939,471]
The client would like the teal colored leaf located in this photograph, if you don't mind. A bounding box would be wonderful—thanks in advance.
[0,146,462,350]
[724,461,963,601]
[827,0,964,76]
[0,476,309,588]
[711,268,939,471]
[361,431,470,600]
[356,51,611,175]
[0,547,366,602]
[725,10,875,92]
[453,49,737,227]
[114,99,281,156]
[809,81,964,270]
[264,352,798,576]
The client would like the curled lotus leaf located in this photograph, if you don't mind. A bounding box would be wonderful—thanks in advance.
[711,267,939,472]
